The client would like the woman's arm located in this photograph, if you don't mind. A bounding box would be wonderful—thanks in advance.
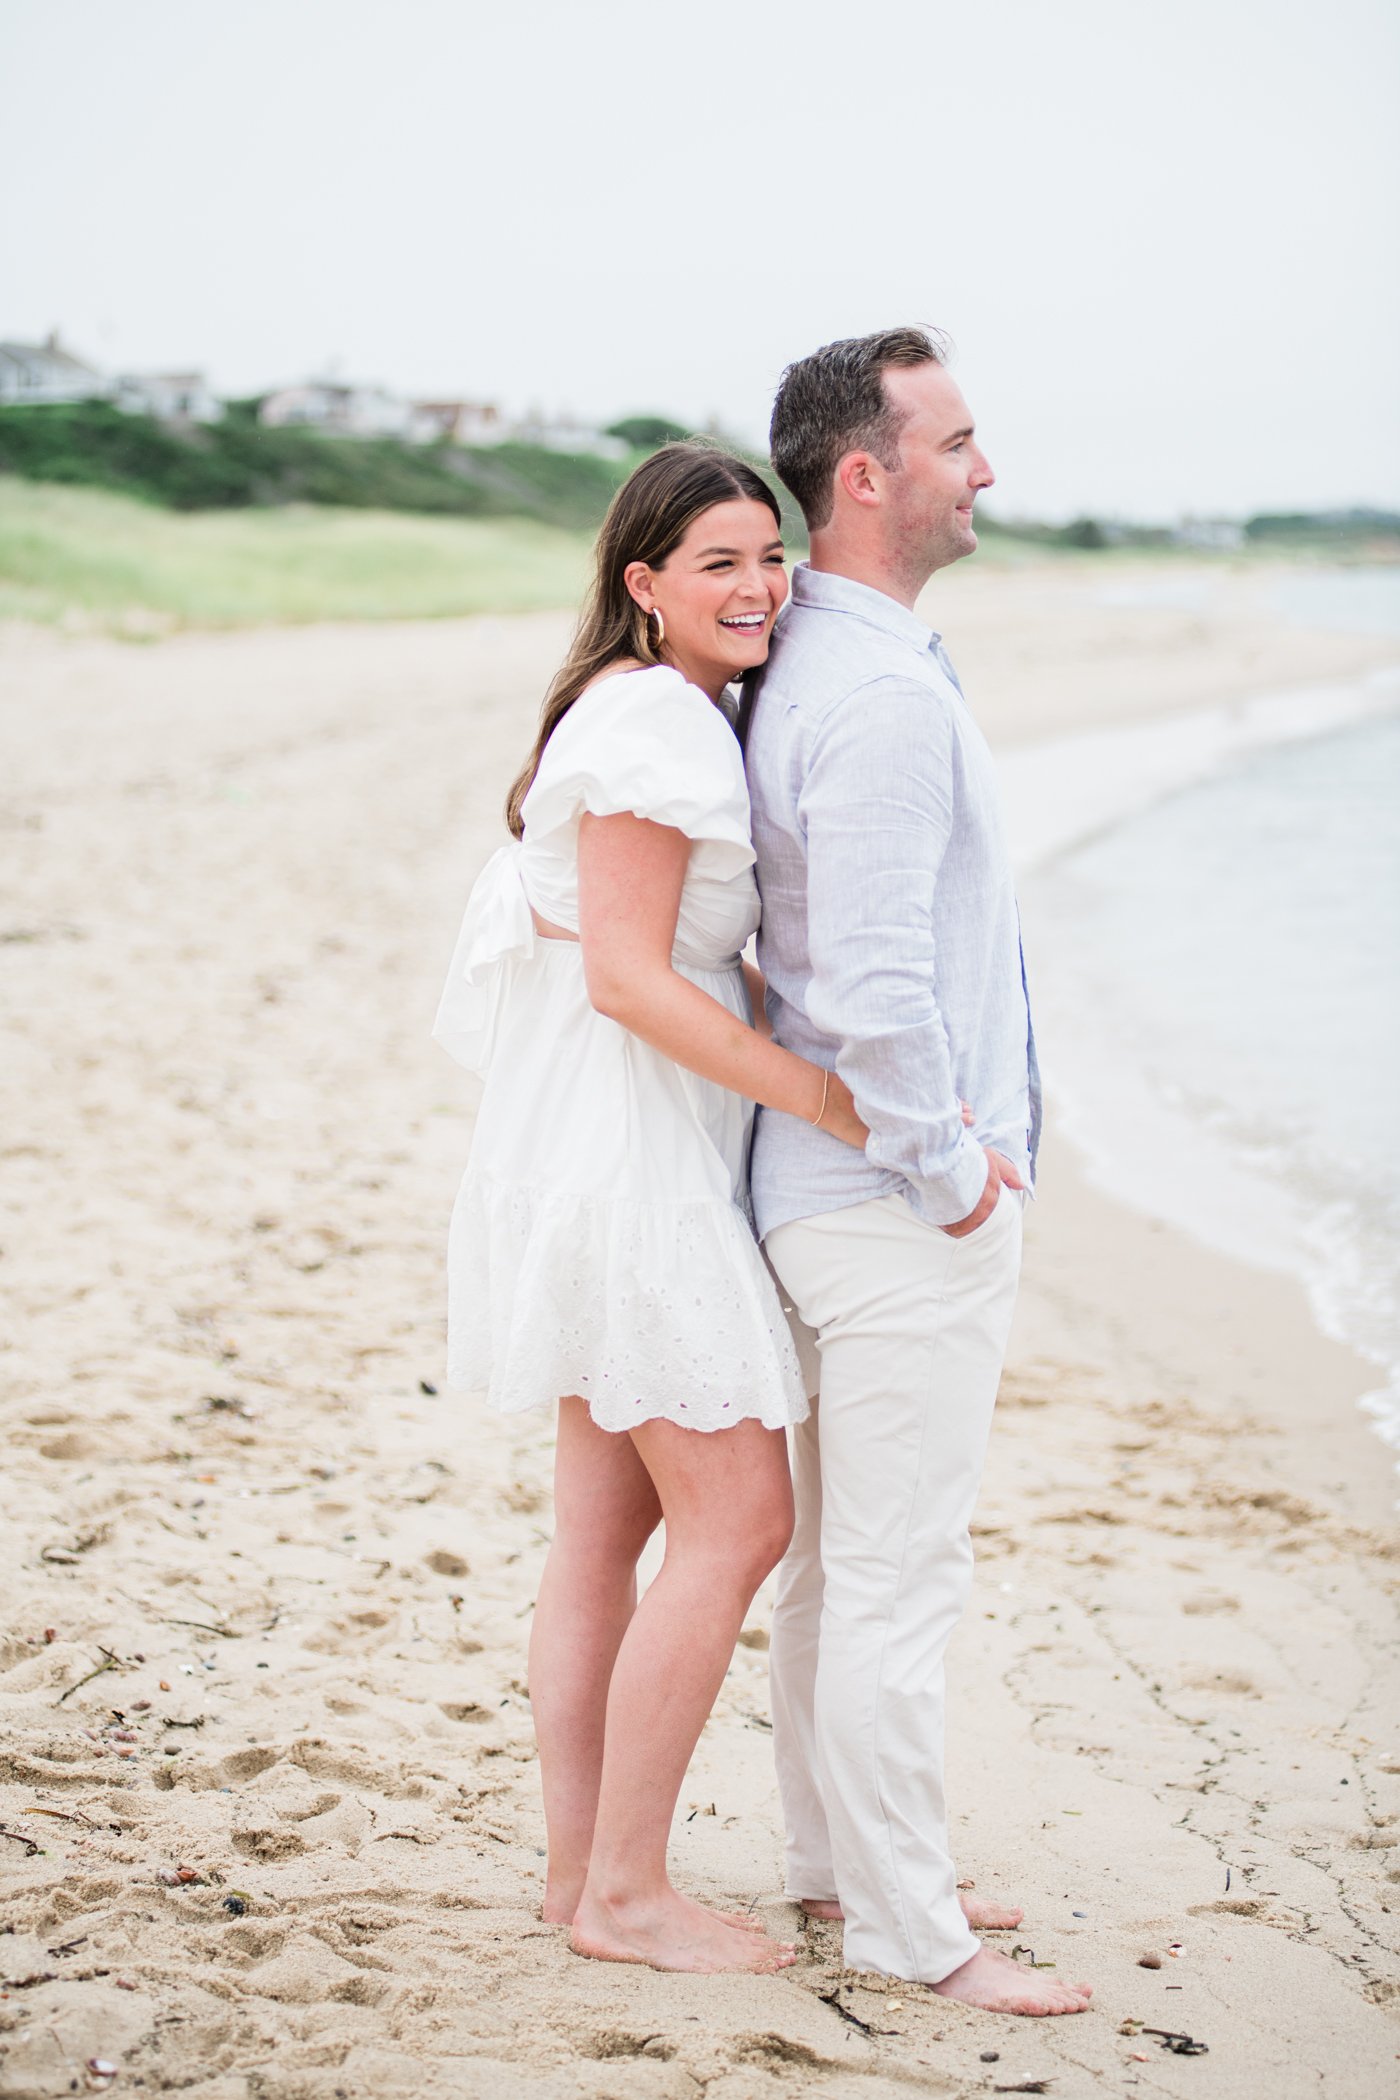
[578,810,866,1149]
[740,958,772,1042]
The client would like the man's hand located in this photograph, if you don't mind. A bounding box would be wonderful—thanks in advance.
[942,1146,1025,1239]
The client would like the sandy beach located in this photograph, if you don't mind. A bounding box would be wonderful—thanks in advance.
[2,562,1398,2099]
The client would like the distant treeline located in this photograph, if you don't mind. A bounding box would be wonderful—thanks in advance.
[976,515,1148,550]
[1241,508,1400,541]
[0,401,1394,551]
[980,508,1400,549]
[0,400,630,529]
[0,400,817,545]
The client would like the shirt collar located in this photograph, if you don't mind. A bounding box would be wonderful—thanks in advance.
[790,560,940,652]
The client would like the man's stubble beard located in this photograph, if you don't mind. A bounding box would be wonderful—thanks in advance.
[894,511,973,597]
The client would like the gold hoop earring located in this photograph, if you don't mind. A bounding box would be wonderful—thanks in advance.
[646,605,666,651]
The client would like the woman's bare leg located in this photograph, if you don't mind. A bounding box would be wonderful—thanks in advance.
[570,1415,797,1973]
[529,1396,661,1924]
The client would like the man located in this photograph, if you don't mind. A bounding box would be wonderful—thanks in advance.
[744,327,1090,2016]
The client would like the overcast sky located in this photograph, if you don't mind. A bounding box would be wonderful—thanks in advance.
[4,0,1397,520]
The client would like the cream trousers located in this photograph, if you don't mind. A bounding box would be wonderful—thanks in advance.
[765,1182,1024,1984]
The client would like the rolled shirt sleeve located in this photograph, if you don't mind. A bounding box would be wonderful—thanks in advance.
[799,676,989,1228]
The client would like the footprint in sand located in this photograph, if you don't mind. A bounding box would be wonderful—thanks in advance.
[280,1788,343,1821]
[37,1429,104,1462]
[424,1548,470,1577]
[224,1921,288,1960]
[290,1737,393,1789]
[242,1943,388,2007]
[220,1745,284,1782]
[232,1823,309,1860]
[1179,1666,1260,1697]
[296,1795,372,1853]
[1181,1591,1241,1615]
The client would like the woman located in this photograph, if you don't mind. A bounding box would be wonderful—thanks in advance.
[433,443,867,1974]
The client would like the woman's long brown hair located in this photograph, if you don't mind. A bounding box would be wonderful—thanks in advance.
[504,442,782,838]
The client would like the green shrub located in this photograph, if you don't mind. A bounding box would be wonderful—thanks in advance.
[1244,508,1400,542]
[605,414,694,449]
[0,403,634,528]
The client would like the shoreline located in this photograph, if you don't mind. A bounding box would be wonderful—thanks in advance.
[2,569,1397,2095]
[1005,667,1400,1478]
[1000,661,1400,877]
[1013,1130,1396,1535]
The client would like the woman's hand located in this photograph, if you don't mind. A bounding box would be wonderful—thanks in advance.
[814,1082,971,1155]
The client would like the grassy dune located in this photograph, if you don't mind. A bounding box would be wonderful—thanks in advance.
[0,479,593,633]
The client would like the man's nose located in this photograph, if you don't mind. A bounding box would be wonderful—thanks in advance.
[972,447,995,490]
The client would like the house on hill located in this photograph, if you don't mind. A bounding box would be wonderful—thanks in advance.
[0,332,108,405]
[513,409,627,460]
[113,370,223,423]
[258,382,415,439]
[259,383,509,447]
[408,399,505,446]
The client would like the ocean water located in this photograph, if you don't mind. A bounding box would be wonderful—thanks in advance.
[1012,569,1400,1454]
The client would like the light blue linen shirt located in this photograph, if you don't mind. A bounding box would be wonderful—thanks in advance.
[742,562,1040,1239]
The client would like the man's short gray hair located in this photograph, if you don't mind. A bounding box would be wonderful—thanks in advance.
[769,325,950,531]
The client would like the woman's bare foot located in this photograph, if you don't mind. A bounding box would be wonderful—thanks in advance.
[798,1892,1024,1932]
[704,1901,767,1934]
[571,1886,797,1973]
[933,1946,1092,2016]
[544,1882,764,1935]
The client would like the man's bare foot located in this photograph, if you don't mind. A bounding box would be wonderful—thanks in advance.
[571,1886,797,1973]
[932,1946,1092,2016]
[961,1892,1023,1931]
[798,1892,1024,1932]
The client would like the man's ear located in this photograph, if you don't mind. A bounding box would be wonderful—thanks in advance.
[834,452,881,510]
[622,559,655,610]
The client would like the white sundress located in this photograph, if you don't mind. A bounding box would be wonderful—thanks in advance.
[432,664,808,1434]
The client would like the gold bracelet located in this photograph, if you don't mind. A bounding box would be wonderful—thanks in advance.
[810,1070,830,1129]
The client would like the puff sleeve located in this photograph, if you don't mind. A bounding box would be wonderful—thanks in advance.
[521,666,755,882]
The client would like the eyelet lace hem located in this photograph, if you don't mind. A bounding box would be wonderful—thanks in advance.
[446,1171,809,1434]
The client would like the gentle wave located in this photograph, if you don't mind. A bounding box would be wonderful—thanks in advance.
[1002,591,1400,1460]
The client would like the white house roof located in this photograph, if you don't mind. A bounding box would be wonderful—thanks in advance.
[0,338,103,377]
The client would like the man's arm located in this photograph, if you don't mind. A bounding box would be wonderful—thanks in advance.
[800,675,990,1228]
